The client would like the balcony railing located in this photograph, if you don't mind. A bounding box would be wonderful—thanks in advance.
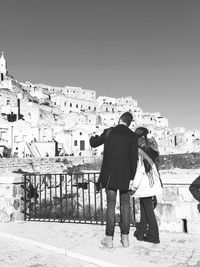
[23,172,136,226]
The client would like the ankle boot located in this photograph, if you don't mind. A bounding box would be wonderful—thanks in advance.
[101,235,113,248]
[120,234,129,248]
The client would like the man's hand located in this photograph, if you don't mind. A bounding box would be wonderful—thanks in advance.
[129,180,137,195]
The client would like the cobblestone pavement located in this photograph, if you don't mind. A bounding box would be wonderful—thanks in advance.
[0,222,200,267]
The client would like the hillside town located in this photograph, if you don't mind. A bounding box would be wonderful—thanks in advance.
[0,52,200,158]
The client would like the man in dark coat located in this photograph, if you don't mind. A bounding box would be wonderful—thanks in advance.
[89,112,138,248]
[189,176,200,213]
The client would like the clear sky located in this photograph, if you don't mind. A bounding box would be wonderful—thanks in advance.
[1,0,200,129]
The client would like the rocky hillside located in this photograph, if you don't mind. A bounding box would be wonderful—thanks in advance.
[0,152,200,174]
[159,152,200,169]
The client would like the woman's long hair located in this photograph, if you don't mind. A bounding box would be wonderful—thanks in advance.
[138,136,159,174]
[135,127,159,174]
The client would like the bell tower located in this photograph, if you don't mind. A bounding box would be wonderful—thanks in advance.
[0,52,8,80]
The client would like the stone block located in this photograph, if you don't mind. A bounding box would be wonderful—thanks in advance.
[6,203,14,215]
[156,203,176,223]
[175,202,194,219]
[10,211,24,221]
[187,219,200,233]
[0,172,23,184]
[159,219,183,232]
[0,212,10,222]
[162,187,179,202]
[13,185,18,198]
[178,186,194,202]
[190,203,200,219]
[13,199,20,210]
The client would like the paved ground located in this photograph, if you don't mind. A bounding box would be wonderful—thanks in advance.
[0,235,96,267]
[0,221,200,267]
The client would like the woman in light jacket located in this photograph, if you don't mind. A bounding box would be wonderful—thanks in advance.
[130,127,163,244]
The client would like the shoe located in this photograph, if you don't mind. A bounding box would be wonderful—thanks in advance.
[134,230,143,241]
[101,235,113,248]
[143,236,160,244]
[120,234,129,248]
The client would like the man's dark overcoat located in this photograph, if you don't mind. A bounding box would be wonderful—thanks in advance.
[90,124,138,191]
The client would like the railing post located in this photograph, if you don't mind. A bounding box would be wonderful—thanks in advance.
[60,174,63,222]
[94,173,97,223]
[24,175,27,221]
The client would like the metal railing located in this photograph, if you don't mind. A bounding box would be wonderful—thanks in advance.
[23,172,136,226]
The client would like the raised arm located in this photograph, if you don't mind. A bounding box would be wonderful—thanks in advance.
[89,130,106,148]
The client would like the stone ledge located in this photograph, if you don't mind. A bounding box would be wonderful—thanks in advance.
[0,173,24,184]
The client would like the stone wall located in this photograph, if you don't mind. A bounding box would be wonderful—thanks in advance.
[0,173,24,222]
[0,155,200,233]
[155,169,200,234]
[0,156,99,174]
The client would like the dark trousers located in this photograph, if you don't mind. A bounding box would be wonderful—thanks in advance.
[136,197,159,242]
[105,189,130,236]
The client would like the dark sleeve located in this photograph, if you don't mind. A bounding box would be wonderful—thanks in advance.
[89,130,106,148]
[130,135,138,180]
[189,176,200,202]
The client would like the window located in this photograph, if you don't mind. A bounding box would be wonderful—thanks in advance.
[64,102,66,106]
[80,140,85,151]
[7,99,10,105]
[80,132,82,135]
[76,104,78,108]
[1,132,7,140]
[74,140,77,146]
[70,103,72,107]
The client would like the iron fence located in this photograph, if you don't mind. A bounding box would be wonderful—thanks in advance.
[23,172,136,226]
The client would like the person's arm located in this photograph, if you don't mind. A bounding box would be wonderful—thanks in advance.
[129,154,143,193]
[89,130,106,148]
[189,176,200,202]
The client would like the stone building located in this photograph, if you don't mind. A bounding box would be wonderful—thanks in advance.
[1,52,200,156]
